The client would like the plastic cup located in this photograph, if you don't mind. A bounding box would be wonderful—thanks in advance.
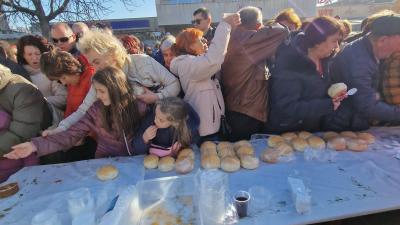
[233,191,250,218]
[249,186,271,215]
[31,209,62,225]
[67,188,95,218]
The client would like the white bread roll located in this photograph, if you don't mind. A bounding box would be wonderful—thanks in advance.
[323,131,339,141]
[240,155,259,169]
[217,142,234,151]
[178,148,195,160]
[97,165,119,181]
[276,142,294,156]
[357,132,375,144]
[308,136,326,150]
[298,131,313,139]
[158,156,175,172]
[260,148,280,164]
[347,138,368,152]
[201,154,220,169]
[327,137,346,151]
[291,137,309,152]
[233,140,252,150]
[144,154,159,169]
[200,141,217,153]
[217,147,236,158]
[328,83,347,98]
[220,156,240,172]
[201,147,218,156]
[236,146,254,157]
[282,132,298,141]
[175,157,194,174]
[340,131,358,139]
[268,135,285,147]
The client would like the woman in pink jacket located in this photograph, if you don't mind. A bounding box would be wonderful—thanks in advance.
[169,13,240,143]
[5,67,145,160]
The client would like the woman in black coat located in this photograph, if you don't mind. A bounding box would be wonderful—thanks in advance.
[266,16,347,133]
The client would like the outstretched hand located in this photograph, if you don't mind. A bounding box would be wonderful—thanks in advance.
[223,13,241,28]
[4,142,37,160]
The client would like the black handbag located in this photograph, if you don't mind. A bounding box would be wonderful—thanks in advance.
[219,115,232,141]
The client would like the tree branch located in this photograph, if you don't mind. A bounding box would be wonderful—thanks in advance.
[48,0,70,20]
[2,0,36,16]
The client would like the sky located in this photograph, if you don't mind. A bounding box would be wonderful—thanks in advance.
[105,0,157,19]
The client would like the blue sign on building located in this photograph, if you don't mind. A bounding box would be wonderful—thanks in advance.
[110,19,150,30]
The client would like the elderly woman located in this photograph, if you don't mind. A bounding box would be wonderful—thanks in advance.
[169,13,240,142]
[0,64,52,182]
[266,16,347,133]
[43,29,180,135]
[17,35,67,124]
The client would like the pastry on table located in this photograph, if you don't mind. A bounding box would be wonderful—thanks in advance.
[308,136,326,150]
[236,146,255,157]
[217,141,234,151]
[327,137,347,151]
[200,141,217,153]
[323,131,339,141]
[220,156,240,172]
[233,140,252,150]
[260,148,280,164]
[276,142,294,156]
[240,155,259,170]
[201,147,218,156]
[340,131,358,139]
[97,165,119,181]
[158,156,175,172]
[357,132,375,144]
[217,147,236,159]
[0,182,19,199]
[177,148,195,160]
[291,137,309,152]
[144,154,159,169]
[298,131,313,139]
[328,83,347,98]
[281,132,298,141]
[175,157,194,174]
[268,135,285,148]
[201,154,220,169]
[346,138,368,152]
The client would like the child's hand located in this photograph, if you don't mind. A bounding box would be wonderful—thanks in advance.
[171,142,182,156]
[143,125,158,144]
[4,142,37,159]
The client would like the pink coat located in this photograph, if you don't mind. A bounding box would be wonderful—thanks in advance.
[170,22,231,136]
[31,101,144,158]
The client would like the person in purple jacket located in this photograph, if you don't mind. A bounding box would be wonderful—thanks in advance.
[4,67,144,160]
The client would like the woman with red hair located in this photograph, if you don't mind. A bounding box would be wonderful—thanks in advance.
[170,13,240,143]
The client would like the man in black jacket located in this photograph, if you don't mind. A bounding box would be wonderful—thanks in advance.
[192,7,215,46]
[329,15,400,130]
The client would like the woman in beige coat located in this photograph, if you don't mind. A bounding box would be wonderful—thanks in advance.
[170,13,240,141]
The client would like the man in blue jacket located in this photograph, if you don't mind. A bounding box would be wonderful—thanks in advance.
[329,15,400,130]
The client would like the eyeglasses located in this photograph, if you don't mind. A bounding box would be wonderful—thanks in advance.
[52,36,72,44]
[191,19,202,25]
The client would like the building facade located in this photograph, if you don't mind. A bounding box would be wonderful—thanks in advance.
[156,0,317,34]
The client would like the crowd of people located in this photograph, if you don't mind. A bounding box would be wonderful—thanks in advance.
[1,6,400,182]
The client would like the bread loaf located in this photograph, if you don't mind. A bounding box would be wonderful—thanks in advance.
[144,154,159,169]
[282,132,297,141]
[201,154,220,169]
[340,131,358,139]
[328,83,347,98]
[97,165,119,181]
[291,137,309,152]
[276,142,294,155]
[233,140,252,150]
[323,131,339,141]
[298,131,313,139]
[268,135,285,147]
[220,156,240,172]
[308,136,326,150]
[175,157,194,174]
[357,132,375,144]
[236,146,254,157]
[240,155,259,170]
[327,137,346,151]
[347,138,368,152]
[178,148,195,160]
[260,148,280,164]
[158,156,175,172]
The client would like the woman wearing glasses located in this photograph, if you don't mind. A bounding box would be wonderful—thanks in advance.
[170,13,241,143]
[17,35,67,126]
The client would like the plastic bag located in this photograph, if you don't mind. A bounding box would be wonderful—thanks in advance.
[288,177,311,214]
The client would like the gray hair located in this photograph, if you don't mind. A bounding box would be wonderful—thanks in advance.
[239,6,263,28]
[160,35,176,51]
[51,22,73,36]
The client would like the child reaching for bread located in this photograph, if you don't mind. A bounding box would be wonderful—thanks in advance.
[132,97,200,157]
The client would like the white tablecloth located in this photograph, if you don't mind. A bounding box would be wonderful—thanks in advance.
[1,127,400,225]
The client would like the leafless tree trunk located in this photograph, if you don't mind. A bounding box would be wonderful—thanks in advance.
[1,0,143,38]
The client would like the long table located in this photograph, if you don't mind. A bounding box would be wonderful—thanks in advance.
[1,127,400,225]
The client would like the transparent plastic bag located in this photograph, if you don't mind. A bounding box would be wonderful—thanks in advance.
[304,148,337,162]
[248,186,272,216]
[288,177,311,214]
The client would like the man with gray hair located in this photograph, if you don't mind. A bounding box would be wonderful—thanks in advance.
[221,6,288,141]
[72,22,89,41]
[51,22,79,55]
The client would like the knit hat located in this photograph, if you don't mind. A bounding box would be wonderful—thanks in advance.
[371,14,400,36]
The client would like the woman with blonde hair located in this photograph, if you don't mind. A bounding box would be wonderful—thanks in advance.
[43,29,180,136]
[275,8,302,31]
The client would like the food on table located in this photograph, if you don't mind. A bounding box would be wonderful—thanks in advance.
[233,140,252,150]
[291,137,309,152]
[260,148,280,164]
[220,156,240,172]
[357,132,375,144]
[201,154,220,169]
[282,132,298,141]
[236,146,255,157]
[217,147,236,159]
[96,165,119,181]
[268,135,285,147]
[298,131,313,139]
[276,142,294,155]
[340,131,358,139]
[239,155,259,170]
[0,182,19,199]
[144,154,160,169]
[346,138,368,152]
[175,157,194,174]
[158,156,175,172]
[200,141,217,153]
[217,141,234,151]
[327,137,347,151]
[323,131,339,141]
[308,136,326,150]
[177,148,195,160]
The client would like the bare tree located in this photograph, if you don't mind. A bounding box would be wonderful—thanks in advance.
[1,0,144,37]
